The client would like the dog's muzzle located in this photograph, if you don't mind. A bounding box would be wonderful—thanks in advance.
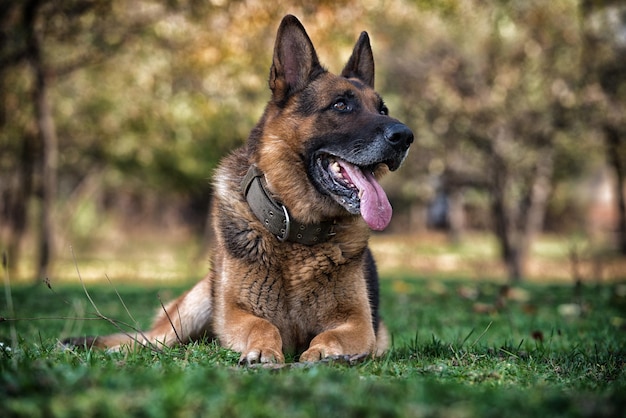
[380,123,413,171]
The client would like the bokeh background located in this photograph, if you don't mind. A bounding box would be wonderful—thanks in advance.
[1,0,625,283]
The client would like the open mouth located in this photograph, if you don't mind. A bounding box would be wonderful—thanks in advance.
[314,154,393,231]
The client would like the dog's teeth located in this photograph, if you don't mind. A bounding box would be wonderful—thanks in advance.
[330,161,340,173]
[358,189,364,199]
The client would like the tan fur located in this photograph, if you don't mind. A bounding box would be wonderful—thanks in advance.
[66,15,412,364]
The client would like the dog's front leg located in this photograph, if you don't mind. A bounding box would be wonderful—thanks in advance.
[220,310,285,365]
[300,316,376,362]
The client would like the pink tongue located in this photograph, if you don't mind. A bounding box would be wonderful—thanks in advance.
[339,162,393,231]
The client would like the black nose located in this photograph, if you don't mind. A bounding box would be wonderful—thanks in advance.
[384,123,414,151]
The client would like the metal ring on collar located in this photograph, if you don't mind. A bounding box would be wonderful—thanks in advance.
[277,204,290,242]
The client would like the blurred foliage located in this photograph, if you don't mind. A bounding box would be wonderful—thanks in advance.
[1,0,625,278]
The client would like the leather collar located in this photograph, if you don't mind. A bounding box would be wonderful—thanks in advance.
[241,165,336,245]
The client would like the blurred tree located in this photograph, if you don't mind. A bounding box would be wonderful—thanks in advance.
[581,0,626,255]
[0,0,170,279]
[380,0,586,281]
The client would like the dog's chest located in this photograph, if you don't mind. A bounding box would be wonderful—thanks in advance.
[244,245,345,305]
[242,244,356,319]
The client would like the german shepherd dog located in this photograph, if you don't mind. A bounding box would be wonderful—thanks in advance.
[66,15,413,364]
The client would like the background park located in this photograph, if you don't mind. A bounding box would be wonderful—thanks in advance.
[1,1,625,416]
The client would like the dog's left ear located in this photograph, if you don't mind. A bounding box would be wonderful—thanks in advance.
[270,15,323,103]
[341,32,375,89]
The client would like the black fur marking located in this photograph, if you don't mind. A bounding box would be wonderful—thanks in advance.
[219,207,264,262]
[295,82,327,117]
[363,248,380,335]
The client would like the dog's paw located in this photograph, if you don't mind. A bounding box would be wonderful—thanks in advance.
[238,347,285,366]
[299,344,343,362]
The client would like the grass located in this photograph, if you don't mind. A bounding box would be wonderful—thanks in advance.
[1,274,626,417]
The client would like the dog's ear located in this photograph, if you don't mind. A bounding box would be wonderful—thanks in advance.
[341,32,375,89]
[270,15,323,102]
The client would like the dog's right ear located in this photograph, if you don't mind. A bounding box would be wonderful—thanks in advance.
[341,32,375,89]
[269,15,324,103]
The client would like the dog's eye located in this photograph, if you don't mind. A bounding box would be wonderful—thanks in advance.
[379,105,389,116]
[333,101,351,112]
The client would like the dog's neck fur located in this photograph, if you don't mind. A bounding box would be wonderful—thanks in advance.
[241,165,337,245]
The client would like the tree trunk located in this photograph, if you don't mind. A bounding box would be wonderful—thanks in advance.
[0,61,36,275]
[604,124,626,255]
[34,67,58,281]
[490,155,523,282]
[490,145,554,283]
[0,134,36,275]
[26,0,59,280]
[518,148,554,277]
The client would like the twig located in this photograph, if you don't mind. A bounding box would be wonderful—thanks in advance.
[104,273,153,346]
[158,295,184,345]
[70,246,160,352]
[106,274,138,324]
[3,315,104,322]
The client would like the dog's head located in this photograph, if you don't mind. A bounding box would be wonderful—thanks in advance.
[250,15,413,231]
